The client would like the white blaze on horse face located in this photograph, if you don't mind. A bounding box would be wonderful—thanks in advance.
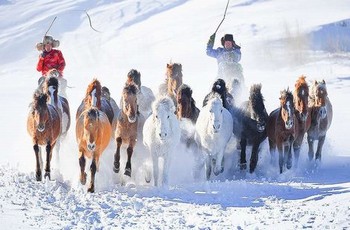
[285,100,294,129]
[91,88,97,107]
[48,85,56,105]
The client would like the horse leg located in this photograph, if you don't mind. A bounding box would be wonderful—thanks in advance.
[307,135,315,161]
[315,135,326,161]
[249,143,260,173]
[34,144,42,181]
[163,154,171,186]
[214,151,224,176]
[79,152,87,185]
[239,138,247,170]
[88,156,97,193]
[293,137,302,168]
[205,155,211,180]
[124,145,134,177]
[278,144,284,174]
[152,153,159,187]
[286,142,293,170]
[44,142,53,180]
[113,137,122,173]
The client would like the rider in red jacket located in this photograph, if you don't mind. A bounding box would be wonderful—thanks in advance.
[36,35,66,77]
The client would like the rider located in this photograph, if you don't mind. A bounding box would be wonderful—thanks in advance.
[36,35,67,96]
[206,33,244,102]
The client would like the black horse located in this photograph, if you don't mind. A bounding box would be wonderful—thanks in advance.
[231,84,268,173]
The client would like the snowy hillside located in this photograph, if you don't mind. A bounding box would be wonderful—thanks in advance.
[1,0,350,229]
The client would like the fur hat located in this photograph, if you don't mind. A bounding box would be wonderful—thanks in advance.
[221,34,234,46]
[35,35,60,51]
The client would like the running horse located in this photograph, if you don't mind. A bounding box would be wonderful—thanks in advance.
[176,84,200,123]
[292,76,311,166]
[113,83,139,177]
[27,91,61,181]
[232,84,268,173]
[307,80,333,161]
[158,62,183,104]
[267,89,298,173]
[75,79,112,192]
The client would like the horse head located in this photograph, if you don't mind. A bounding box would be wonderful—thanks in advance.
[126,69,141,90]
[43,76,59,105]
[31,92,50,132]
[85,79,102,109]
[310,80,328,119]
[249,84,268,132]
[153,96,176,141]
[176,84,193,119]
[294,75,309,122]
[205,93,224,133]
[166,63,183,97]
[121,83,138,123]
[279,89,295,130]
[83,108,101,152]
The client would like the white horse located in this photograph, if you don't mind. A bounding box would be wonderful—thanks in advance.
[195,93,233,180]
[143,96,181,187]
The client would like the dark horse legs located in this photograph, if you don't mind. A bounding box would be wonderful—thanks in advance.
[308,135,326,161]
[113,137,122,173]
[249,143,260,173]
[239,138,247,170]
[44,142,53,180]
[34,144,42,181]
[125,146,133,177]
[79,154,86,185]
[88,158,97,193]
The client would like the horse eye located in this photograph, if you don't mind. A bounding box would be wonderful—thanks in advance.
[155,115,158,119]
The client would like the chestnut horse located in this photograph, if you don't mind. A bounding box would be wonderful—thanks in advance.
[76,79,112,192]
[267,89,298,173]
[113,83,139,177]
[176,84,200,123]
[27,92,61,181]
[158,63,183,104]
[76,80,114,127]
[231,84,268,173]
[292,76,311,166]
[307,80,333,161]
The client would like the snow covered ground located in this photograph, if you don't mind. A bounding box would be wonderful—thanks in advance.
[0,0,350,229]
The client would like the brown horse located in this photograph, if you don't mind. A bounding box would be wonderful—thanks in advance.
[76,79,114,126]
[27,91,61,181]
[176,84,200,123]
[267,89,298,173]
[292,76,311,166]
[76,79,112,193]
[307,80,333,161]
[113,83,139,177]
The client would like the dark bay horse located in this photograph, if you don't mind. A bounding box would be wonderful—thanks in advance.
[267,89,298,173]
[113,83,139,177]
[176,84,200,123]
[307,80,333,161]
[76,79,114,126]
[232,84,268,173]
[27,92,61,181]
[292,76,311,166]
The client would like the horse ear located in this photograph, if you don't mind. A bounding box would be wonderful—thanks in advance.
[314,80,318,85]
[321,79,325,84]
[167,63,170,68]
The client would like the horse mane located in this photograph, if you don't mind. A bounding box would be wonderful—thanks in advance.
[205,92,223,107]
[87,107,99,120]
[294,75,308,90]
[84,79,102,108]
[127,69,141,88]
[43,76,59,93]
[101,86,111,100]
[123,82,138,95]
[33,91,48,108]
[249,84,265,114]
[166,63,183,78]
[309,80,327,106]
[280,88,294,106]
[153,96,176,114]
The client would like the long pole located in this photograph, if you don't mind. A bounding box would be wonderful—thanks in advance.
[214,0,230,34]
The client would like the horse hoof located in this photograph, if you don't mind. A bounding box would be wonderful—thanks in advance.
[240,163,247,170]
[36,172,42,181]
[87,187,94,193]
[80,173,87,185]
[113,166,120,173]
[44,172,51,180]
[124,168,131,177]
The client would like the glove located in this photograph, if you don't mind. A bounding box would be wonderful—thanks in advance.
[207,33,216,46]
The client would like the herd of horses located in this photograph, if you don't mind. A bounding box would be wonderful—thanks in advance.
[27,64,333,192]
